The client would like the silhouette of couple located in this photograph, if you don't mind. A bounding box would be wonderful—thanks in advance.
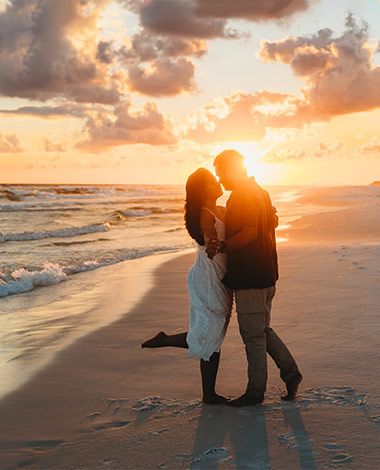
[142,150,302,407]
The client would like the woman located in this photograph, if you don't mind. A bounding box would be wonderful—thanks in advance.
[142,168,233,404]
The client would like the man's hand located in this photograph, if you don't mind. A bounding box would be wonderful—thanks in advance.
[205,237,220,259]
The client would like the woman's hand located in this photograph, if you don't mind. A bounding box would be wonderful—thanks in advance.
[205,237,220,259]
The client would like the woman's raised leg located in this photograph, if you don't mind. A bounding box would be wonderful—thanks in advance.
[141,331,188,348]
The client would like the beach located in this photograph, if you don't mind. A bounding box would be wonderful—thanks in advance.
[0,185,379,469]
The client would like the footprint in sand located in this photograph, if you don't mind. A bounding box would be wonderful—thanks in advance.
[351,263,367,271]
[192,447,230,465]
[81,420,130,433]
[16,439,66,466]
[20,439,65,451]
[101,458,119,467]
[17,457,39,467]
[323,442,352,465]
[331,453,353,464]
[81,411,101,422]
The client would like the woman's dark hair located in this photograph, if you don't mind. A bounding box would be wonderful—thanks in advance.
[184,168,214,245]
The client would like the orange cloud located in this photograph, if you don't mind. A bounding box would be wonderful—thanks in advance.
[186,91,295,143]
[260,15,380,119]
[44,138,67,153]
[78,101,177,151]
[0,133,23,153]
[187,16,380,144]
[128,57,196,96]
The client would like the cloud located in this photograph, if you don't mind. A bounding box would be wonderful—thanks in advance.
[186,91,294,143]
[138,0,233,39]
[262,141,344,162]
[78,101,177,151]
[0,105,87,118]
[96,40,114,64]
[128,57,196,96]
[263,148,307,162]
[134,0,312,39]
[259,15,380,119]
[188,15,380,145]
[361,140,380,154]
[194,0,311,21]
[119,26,206,96]
[0,133,23,152]
[0,0,120,103]
[44,138,67,152]
[122,29,207,62]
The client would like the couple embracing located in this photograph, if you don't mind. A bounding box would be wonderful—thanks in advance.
[142,150,302,407]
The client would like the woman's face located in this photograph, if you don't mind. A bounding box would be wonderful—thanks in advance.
[205,174,223,200]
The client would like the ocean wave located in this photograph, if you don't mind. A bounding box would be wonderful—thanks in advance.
[0,223,110,243]
[0,263,67,297]
[164,227,185,233]
[0,198,184,213]
[49,237,111,247]
[110,206,182,222]
[0,244,189,298]
[0,185,183,203]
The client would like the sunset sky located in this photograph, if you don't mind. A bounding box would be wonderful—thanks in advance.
[0,0,379,185]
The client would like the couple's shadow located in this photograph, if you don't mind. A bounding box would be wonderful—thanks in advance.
[190,400,316,469]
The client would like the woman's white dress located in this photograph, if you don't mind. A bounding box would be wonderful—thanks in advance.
[186,215,233,361]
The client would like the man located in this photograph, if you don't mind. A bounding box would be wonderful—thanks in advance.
[207,149,302,406]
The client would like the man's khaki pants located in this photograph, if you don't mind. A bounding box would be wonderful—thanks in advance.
[235,286,299,398]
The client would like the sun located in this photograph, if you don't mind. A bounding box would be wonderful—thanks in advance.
[215,141,283,185]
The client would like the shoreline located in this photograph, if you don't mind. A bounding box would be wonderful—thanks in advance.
[0,242,379,468]
[0,250,193,401]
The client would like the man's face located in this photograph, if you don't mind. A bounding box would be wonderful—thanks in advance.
[215,164,234,190]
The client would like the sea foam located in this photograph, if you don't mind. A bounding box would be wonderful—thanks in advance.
[0,263,67,297]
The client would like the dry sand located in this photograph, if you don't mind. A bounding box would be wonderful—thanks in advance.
[0,190,379,469]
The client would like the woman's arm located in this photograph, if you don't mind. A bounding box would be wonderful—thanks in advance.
[215,205,226,222]
[200,207,217,242]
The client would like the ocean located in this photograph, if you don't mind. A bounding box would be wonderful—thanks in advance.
[0,183,303,299]
[1,183,379,300]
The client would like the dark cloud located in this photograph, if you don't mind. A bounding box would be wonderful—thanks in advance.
[194,0,311,20]
[134,0,313,39]
[0,133,23,153]
[119,28,205,96]
[78,101,177,150]
[122,30,207,62]
[139,0,233,39]
[128,57,196,96]
[96,41,114,64]
[0,0,120,103]
[0,105,87,118]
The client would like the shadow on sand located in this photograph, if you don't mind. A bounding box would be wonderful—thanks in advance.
[190,401,316,469]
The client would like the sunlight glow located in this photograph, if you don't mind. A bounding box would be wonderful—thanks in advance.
[220,141,286,185]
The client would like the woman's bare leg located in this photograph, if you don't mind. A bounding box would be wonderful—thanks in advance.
[142,333,229,404]
[201,352,229,404]
[141,331,188,348]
